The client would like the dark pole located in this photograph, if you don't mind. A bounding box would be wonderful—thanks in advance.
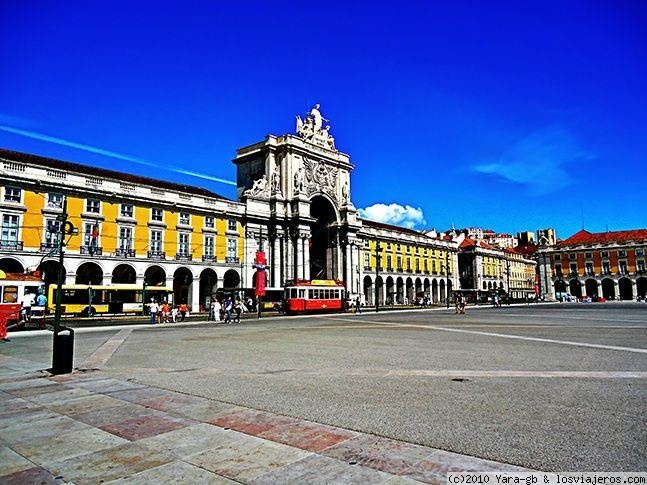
[543,252,549,302]
[375,241,381,312]
[52,198,68,336]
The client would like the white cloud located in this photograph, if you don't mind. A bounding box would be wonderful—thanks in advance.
[358,203,426,229]
[473,125,595,195]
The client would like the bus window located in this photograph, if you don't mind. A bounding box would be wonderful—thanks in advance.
[2,286,18,303]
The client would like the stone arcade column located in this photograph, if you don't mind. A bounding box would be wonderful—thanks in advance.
[296,234,304,280]
[271,235,280,287]
[344,243,352,294]
[285,234,294,282]
[191,276,200,312]
[303,235,311,280]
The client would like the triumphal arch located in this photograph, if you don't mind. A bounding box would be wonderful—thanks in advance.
[234,104,363,295]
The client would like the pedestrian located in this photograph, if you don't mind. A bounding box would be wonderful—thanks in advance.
[213,299,222,323]
[234,298,243,323]
[455,294,461,314]
[161,301,170,323]
[170,305,178,323]
[35,291,47,328]
[459,295,467,314]
[0,315,9,342]
[179,302,188,321]
[354,296,362,314]
[149,299,159,324]
[224,297,233,324]
[20,291,36,324]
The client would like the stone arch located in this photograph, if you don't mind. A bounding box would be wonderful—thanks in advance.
[636,277,647,299]
[376,275,384,306]
[396,277,404,304]
[482,281,487,290]
[448,279,453,300]
[569,279,582,298]
[618,277,633,300]
[112,263,137,284]
[363,275,373,305]
[309,195,339,279]
[0,257,24,273]
[432,279,438,303]
[385,276,394,304]
[223,269,240,289]
[415,277,422,298]
[423,278,430,298]
[555,279,567,294]
[145,265,167,287]
[601,278,615,300]
[173,267,194,306]
[584,279,598,298]
[440,279,446,304]
[38,259,65,286]
[405,277,414,303]
[75,261,103,285]
[199,268,218,311]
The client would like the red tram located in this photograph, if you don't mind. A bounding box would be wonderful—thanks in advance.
[0,272,44,324]
[283,279,346,315]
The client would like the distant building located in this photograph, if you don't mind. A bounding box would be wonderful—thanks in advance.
[537,229,647,300]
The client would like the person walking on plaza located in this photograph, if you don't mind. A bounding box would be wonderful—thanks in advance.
[354,296,362,314]
[224,297,233,324]
[149,299,159,324]
[212,299,221,323]
[234,298,243,323]
[179,302,188,321]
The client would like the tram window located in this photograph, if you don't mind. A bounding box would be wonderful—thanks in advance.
[308,289,314,299]
[2,286,18,303]
[325,289,331,299]
[289,289,296,298]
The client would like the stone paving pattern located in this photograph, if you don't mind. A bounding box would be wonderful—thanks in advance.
[0,353,530,484]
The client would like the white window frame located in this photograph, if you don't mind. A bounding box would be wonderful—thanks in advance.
[227,238,237,258]
[47,193,64,208]
[178,232,190,255]
[204,235,214,257]
[228,219,237,231]
[179,211,190,225]
[86,199,100,214]
[205,215,215,228]
[1,214,19,244]
[150,230,163,253]
[151,208,163,222]
[119,226,133,250]
[3,187,21,203]
[120,203,134,218]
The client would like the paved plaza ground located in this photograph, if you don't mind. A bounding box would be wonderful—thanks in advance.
[1,303,645,482]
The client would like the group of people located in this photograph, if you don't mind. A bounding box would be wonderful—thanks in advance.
[148,299,189,324]
[20,289,47,326]
[454,293,467,314]
[208,296,249,324]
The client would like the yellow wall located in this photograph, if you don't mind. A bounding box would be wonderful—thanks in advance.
[22,191,44,248]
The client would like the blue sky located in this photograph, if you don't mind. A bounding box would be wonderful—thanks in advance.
[1,1,645,239]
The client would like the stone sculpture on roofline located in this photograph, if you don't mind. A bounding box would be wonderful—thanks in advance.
[296,103,336,150]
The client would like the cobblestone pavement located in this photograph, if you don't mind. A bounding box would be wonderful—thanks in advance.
[0,354,529,484]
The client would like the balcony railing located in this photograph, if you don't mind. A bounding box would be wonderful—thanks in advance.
[0,240,23,251]
[148,251,165,260]
[226,256,240,264]
[115,248,136,258]
[397,267,403,272]
[202,255,216,262]
[80,245,103,255]
[40,243,59,253]
[175,253,193,261]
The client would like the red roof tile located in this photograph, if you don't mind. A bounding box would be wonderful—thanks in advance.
[557,229,647,247]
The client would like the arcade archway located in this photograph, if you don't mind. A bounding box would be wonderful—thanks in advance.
[309,196,338,280]
[0,258,24,273]
[199,268,218,311]
[173,267,193,306]
[145,266,167,287]
[223,269,240,289]
[112,264,136,284]
[602,278,615,300]
[618,277,633,300]
[75,262,103,285]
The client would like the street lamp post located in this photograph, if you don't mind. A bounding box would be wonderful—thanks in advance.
[51,197,77,374]
[375,241,381,313]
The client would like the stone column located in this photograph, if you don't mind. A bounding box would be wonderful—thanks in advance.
[286,234,293,282]
[345,244,352,293]
[303,236,311,280]
[272,236,280,287]
[336,239,343,281]
[597,281,603,299]
[296,234,304,280]
[613,279,619,299]
[191,277,200,312]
